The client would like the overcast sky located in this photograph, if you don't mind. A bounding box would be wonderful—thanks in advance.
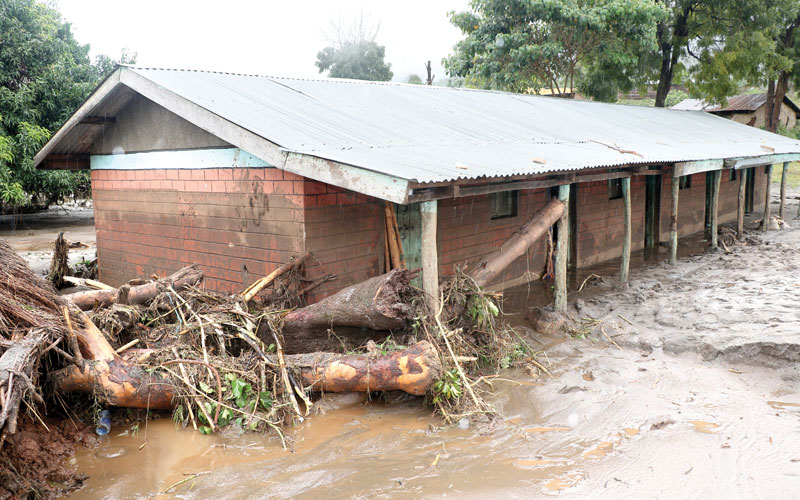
[54,0,470,83]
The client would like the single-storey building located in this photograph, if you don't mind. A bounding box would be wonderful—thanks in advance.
[673,93,800,129]
[34,67,800,308]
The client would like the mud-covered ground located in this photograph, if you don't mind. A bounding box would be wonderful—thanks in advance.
[0,202,95,277]
[4,190,800,499]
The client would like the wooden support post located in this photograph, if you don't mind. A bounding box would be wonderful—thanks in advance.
[737,169,746,240]
[554,185,569,312]
[779,161,789,219]
[710,170,721,248]
[620,177,631,283]
[763,164,773,232]
[420,201,439,312]
[670,174,680,265]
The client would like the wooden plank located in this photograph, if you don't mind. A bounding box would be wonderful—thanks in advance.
[710,170,721,248]
[79,116,116,125]
[574,171,632,183]
[620,177,631,283]
[419,201,439,312]
[673,159,724,177]
[737,170,746,240]
[780,162,789,219]
[726,154,800,170]
[669,175,679,265]
[40,154,90,170]
[763,164,772,232]
[554,185,570,312]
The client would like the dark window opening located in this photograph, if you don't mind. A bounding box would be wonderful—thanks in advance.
[729,169,737,181]
[608,178,623,200]
[679,175,691,189]
[490,190,518,219]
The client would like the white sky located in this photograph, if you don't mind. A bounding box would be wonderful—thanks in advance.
[54,0,469,83]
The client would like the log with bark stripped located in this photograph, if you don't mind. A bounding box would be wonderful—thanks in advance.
[469,197,565,287]
[65,265,203,311]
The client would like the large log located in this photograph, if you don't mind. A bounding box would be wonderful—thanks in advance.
[470,197,565,288]
[291,341,441,395]
[65,265,203,311]
[52,337,441,403]
[278,269,416,351]
[50,310,176,410]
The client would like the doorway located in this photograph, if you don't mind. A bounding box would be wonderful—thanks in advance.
[644,175,661,249]
[744,168,755,214]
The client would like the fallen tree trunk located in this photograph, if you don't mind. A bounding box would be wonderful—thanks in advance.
[280,269,416,340]
[291,341,441,395]
[65,265,203,311]
[470,197,565,287]
[53,336,440,404]
[50,310,176,410]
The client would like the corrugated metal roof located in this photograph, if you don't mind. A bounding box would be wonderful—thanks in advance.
[43,67,800,185]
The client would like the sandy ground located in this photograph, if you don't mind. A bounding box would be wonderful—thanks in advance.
[3,191,799,499]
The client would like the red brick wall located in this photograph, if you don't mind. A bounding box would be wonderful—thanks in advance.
[575,176,646,267]
[437,189,550,287]
[302,180,384,303]
[92,167,305,294]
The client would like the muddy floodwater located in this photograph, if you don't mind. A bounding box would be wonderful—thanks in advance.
[6,193,800,499]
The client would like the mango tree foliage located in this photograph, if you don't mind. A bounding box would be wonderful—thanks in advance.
[315,41,393,81]
[0,0,131,208]
[443,0,666,99]
[689,0,800,132]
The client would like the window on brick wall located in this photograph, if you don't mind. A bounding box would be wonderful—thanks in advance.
[729,169,737,181]
[679,175,691,189]
[490,190,518,219]
[608,178,623,200]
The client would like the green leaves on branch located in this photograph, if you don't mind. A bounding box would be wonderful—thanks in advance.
[0,0,135,208]
[444,0,666,99]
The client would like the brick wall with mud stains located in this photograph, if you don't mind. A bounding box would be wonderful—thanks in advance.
[575,176,647,268]
[92,167,306,294]
[302,180,384,303]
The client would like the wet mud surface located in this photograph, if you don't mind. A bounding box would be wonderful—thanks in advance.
[4,191,799,499]
[0,204,95,276]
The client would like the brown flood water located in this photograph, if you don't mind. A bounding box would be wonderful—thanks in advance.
[58,199,800,498]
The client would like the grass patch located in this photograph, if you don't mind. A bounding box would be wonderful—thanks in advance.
[770,162,800,189]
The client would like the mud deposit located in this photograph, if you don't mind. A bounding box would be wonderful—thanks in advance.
[0,204,95,276]
[57,191,800,499]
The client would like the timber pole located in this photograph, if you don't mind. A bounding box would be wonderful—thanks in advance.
[670,174,680,265]
[779,162,789,219]
[553,185,570,312]
[710,170,721,248]
[620,177,631,283]
[420,201,439,312]
[763,164,773,232]
[737,169,746,240]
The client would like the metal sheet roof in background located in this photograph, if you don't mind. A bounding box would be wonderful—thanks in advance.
[117,68,800,183]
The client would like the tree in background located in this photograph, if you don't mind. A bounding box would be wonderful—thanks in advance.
[0,0,133,210]
[406,74,424,84]
[650,0,704,107]
[689,0,799,132]
[443,0,666,99]
[315,12,393,81]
